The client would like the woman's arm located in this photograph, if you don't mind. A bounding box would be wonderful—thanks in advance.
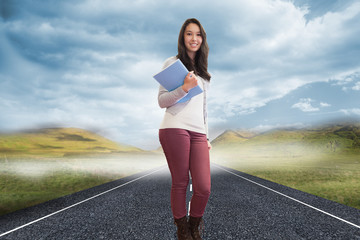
[158,71,198,108]
[158,85,188,108]
[203,80,211,150]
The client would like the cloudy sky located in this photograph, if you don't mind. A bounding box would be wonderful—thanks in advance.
[1,0,360,150]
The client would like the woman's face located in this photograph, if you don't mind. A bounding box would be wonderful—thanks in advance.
[183,23,202,59]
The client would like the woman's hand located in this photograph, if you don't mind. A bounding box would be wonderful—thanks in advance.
[207,140,212,151]
[182,71,198,93]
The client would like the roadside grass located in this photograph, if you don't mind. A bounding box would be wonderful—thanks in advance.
[245,167,360,210]
[0,172,119,216]
[211,148,360,210]
[0,153,165,216]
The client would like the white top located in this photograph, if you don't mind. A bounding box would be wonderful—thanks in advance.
[158,56,209,137]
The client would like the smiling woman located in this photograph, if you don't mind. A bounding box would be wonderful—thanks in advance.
[157,18,211,240]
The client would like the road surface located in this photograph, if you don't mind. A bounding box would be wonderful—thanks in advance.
[0,163,359,239]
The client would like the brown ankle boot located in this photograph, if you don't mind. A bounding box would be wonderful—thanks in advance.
[174,216,193,240]
[189,216,204,240]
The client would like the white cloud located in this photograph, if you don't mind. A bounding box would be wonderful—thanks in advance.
[320,102,331,107]
[340,108,360,116]
[292,98,319,112]
[352,82,360,90]
[330,71,360,88]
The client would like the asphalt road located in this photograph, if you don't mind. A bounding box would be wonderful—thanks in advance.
[0,163,360,239]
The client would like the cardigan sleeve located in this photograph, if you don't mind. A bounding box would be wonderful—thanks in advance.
[203,80,209,139]
[158,85,188,108]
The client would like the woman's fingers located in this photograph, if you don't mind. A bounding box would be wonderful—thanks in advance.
[183,71,198,92]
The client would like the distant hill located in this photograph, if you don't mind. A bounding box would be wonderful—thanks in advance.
[211,130,257,145]
[0,128,142,157]
[211,123,360,153]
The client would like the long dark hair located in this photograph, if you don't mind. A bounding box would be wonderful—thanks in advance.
[177,18,211,81]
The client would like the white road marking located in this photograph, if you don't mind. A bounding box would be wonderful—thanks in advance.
[188,201,191,216]
[0,166,166,238]
[188,173,192,216]
[214,164,360,229]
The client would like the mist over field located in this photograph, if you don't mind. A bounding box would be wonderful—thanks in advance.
[0,154,165,179]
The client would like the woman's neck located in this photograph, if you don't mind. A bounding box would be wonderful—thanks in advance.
[186,51,196,62]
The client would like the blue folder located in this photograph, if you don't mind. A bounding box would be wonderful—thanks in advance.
[153,59,203,103]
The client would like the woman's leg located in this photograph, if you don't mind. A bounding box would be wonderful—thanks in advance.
[188,131,211,218]
[159,128,191,219]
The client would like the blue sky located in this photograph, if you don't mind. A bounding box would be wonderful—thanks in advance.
[1,0,360,150]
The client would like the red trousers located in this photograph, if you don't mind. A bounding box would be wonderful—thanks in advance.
[159,128,211,219]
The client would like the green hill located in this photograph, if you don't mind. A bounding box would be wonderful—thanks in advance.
[211,130,257,145]
[0,128,142,157]
[212,123,360,154]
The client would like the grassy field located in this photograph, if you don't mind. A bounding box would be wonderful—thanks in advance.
[0,128,165,216]
[0,153,165,216]
[0,170,117,216]
[211,124,360,210]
